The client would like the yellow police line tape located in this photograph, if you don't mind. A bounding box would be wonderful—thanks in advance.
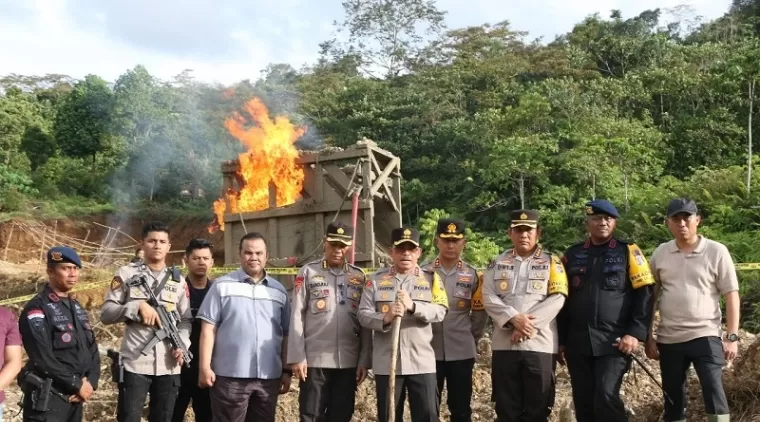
[1,263,759,307]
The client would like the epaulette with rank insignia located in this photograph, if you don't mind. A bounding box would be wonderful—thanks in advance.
[171,267,181,281]
[487,259,496,269]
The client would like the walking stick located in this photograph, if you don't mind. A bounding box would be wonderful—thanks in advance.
[388,299,402,422]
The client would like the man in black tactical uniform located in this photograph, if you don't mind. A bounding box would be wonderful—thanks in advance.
[18,246,100,422]
[557,200,655,422]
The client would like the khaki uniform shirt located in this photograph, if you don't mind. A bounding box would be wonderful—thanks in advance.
[101,262,192,376]
[357,265,448,376]
[420,258,487,361]
[482,247,568,354]
[287,258,373,369]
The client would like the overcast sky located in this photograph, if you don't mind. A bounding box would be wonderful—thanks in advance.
[0,0,730,86]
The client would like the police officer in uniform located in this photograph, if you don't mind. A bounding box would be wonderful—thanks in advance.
[101,221,193,422]
[19,246,100,422]
[288,222,372,422]
[482,210,567,422]
[420,218,486,422]
[358,227,448,422]
[558,200,655,422]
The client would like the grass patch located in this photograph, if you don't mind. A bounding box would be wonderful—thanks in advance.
[0,191,215,223]
[0,195,116,222]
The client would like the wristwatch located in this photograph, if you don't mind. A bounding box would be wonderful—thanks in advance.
[726,333,739,342]
[282,368,293,376]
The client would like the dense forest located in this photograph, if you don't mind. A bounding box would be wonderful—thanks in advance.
[2,0,760,323]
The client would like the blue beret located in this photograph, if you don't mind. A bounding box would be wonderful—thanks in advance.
[584,200,620,219]
[47,246,82,268]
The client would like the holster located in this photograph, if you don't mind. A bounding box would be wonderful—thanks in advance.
[18,369,53,412]
[107,349,124,384]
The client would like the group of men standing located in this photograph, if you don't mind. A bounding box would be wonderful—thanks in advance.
[7,196,740,422]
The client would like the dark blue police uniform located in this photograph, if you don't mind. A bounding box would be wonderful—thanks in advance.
[557,201,655,422]
[18,247,100,422]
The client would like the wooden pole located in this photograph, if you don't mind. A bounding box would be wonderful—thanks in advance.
[3,223,14,261]
[387,299,402,422]
[52,220,58,245]
[36,228,47,274]
[80,229,91,254]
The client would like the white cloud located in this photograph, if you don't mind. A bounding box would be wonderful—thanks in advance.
[0,0,732,86]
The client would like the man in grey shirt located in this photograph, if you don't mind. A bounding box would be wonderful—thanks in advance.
[197,232,292,422]
[645,198,739,422]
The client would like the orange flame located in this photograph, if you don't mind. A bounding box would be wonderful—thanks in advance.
[211,98,306,231]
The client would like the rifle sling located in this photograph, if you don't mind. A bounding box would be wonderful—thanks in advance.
[151,269,173,298]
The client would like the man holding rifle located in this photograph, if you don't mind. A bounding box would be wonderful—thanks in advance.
[101,221,192,422]
[358,227,448,422]
[19,246,100,422]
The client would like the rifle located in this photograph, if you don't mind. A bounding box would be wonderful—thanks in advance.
[615,337,674,405]
[22,371,68,411]
[127,275,193,368]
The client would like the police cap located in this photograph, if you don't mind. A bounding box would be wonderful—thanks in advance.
[436,218,465,239]
[584,199,620,219]
[325,221,353,246]
[47,246,82,269]
[510,209,539,228]
[391,227,420,247]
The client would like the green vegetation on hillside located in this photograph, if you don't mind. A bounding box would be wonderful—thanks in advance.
[2,1,760,324]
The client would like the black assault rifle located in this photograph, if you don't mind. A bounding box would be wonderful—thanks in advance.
[127,275,193,368]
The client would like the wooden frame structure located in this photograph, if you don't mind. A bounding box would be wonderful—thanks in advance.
[220,140,402,269]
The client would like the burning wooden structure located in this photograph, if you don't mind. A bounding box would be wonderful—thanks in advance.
[219,139,402,270]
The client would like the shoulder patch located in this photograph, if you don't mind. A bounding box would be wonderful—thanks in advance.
[430,272,448,308]
[548,254,569,296]
[26,309,45,331]
[627,243,655,289]
[111,276,123,291]
[487,260,496,269]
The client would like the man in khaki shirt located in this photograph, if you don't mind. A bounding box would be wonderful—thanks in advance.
[101,221,192,422]
[420,218,486,422]
[358,227,448,422]
[645,198,739,422]
[482,210,567,422]
[288,222,372,422]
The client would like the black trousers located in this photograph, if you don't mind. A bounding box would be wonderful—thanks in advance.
[118,370,181,422]
[209,376,281,422]
[375,373,438,422]
[657,336,730,421]
[566,352,632,422]
[435,359,474,422]
[172,366,212,422]
[491,350,557,422]
[22,389,83,422]
[298,367,357,422]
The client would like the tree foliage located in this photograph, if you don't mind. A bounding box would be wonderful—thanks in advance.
[2,0,760,325]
